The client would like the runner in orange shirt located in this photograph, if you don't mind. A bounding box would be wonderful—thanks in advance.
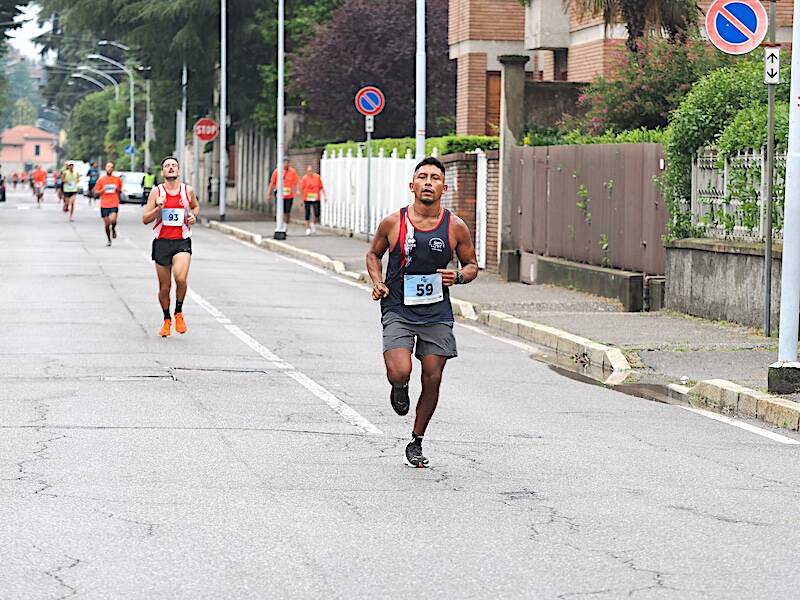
[94,162,123,246]
[267,157,299,232]
[30,165,47,207]
[300,165,325,235]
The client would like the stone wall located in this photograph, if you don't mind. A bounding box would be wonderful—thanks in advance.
[523,81,585,128]
[666,239,780,329]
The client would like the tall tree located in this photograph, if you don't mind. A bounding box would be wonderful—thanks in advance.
[567,0,700,51]
[288,0,455,141]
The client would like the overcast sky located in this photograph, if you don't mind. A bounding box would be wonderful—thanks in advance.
[7,5,48,60]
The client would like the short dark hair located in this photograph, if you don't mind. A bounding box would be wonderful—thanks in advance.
[161,155,179,167]
[414,156,445,177]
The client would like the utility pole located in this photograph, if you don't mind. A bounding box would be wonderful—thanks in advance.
[144,78,152,170]
[764,0,777,337]
[274,0,286,239]
[415,0,426,159]
[769,0,800,393]
[219,0,227,221]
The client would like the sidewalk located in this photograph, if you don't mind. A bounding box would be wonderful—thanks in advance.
[201,206,784,399]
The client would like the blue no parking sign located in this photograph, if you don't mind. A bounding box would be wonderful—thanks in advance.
[705,0,768,55]
[354,86,385,117]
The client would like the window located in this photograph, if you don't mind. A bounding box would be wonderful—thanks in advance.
[34,144,40,156]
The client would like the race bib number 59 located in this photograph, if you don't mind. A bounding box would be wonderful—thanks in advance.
[161,208,185,226]
[403,274,444,306]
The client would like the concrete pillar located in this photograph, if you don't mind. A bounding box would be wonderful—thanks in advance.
[498,54,529,281]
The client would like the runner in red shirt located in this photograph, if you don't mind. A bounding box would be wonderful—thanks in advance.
[94,162,123,246]
[267,158,299,231]
[142,156,200,338]
[30,166,47,207]
[300,165,325,235]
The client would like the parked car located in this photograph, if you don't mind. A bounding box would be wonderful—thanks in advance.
[119,171,146,204]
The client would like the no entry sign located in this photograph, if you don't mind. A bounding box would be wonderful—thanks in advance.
[705,0,768,55]
[194,118,220,142]
[354,86,385,117]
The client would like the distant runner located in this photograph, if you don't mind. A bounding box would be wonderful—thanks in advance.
[94,162,123,246]
[87,161,99,206]
[30,165,47,207]
[142,156,199,338]
[300,165,325,235]
[267,157,298,233]
[366,157,479,468]
[62,162,79,221]
[142,168,157,203]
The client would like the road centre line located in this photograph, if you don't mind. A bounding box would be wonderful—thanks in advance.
[220,228,798,446]
[125,237,382,436]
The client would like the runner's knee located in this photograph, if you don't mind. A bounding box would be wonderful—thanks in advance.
[386,364,411,385]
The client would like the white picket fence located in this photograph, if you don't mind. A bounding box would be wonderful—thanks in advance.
[321,147,432,234]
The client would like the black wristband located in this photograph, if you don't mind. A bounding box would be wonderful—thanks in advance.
[455,271,465,285]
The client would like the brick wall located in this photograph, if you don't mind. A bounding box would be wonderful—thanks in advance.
[450,0,525,43]
[485,152,500,270]
[456,53,488,135]
[441,153,478,239]
[567,39,607,82]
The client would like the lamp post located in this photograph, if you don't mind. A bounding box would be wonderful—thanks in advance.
[220,0,227,221]
[274,0,285,238]
[70,72,106,91]
[415,0,426,159]
[88,53,135,170]
[76,66,119,100]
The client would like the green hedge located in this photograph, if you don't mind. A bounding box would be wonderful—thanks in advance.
[521,126,667,147]
[716,101,789,162]
[663,57,791,238]
[324,135,498,157]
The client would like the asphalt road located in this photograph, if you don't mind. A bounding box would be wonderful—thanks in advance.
[2,187,800,599]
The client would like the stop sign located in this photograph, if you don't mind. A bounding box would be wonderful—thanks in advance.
[194,118,219,142]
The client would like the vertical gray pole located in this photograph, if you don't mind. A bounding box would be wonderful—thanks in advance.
[415,0,426,159]
[777,0,800,363]
[129,71,135,171]
[144,78,151,170]
[275,0,285,237]
[180,63,188,172]
[366,127,372,237]
[765,0,776,336]
[219,1,227,221]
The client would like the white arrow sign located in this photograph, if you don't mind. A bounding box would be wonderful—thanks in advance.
[765,47,780,85]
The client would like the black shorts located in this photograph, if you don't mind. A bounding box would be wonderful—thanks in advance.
[152,238,192,267]
[304,201,321,221]
[275,196,294,216]
[100,207,119,218]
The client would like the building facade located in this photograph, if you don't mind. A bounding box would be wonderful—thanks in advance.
[0,125,59,174]
[450,0,794,135]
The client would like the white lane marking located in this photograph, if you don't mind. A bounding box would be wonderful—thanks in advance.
[217,226,799,446]
[127,236,382,436]
[676,406,800,445]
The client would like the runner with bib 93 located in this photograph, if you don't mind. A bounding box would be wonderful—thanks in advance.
[366,156,479,467]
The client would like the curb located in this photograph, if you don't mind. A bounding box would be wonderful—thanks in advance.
[205,217,800,434]
[688,379,800,432]
[477,310,631,373]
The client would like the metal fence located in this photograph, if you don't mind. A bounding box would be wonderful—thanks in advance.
[691,147,785,241]
[510,143,668,275]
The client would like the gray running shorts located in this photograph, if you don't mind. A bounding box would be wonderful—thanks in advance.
[382,318,458,359]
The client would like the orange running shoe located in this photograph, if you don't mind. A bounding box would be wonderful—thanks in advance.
[159,319,172,337]
[174,313,187,334]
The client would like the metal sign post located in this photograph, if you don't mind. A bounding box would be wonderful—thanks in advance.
[764,4,778,336]
[354,87,385,238]
[365,115,374,237]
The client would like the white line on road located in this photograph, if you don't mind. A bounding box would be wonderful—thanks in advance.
[126,237,383,436]
[676,406,800,445]
[218,227,799,446]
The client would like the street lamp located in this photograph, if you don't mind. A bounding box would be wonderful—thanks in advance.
[70,72,107,91]
[88,53,135,170]
[220,0,227,221]
[76,65,119,100]
[98,40,130,52]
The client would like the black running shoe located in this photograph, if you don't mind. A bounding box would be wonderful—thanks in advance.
[112,226,117,239]
[390,385,410,416]
[404,439,429,468]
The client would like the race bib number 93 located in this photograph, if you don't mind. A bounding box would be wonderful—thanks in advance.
[161,208,185,226]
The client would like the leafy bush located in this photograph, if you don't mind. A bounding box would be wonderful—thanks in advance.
[663,57,790,238]
[522,126,667,146]
[324,135,498,157]
[716,102,789,162]
[571,37,734,135]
